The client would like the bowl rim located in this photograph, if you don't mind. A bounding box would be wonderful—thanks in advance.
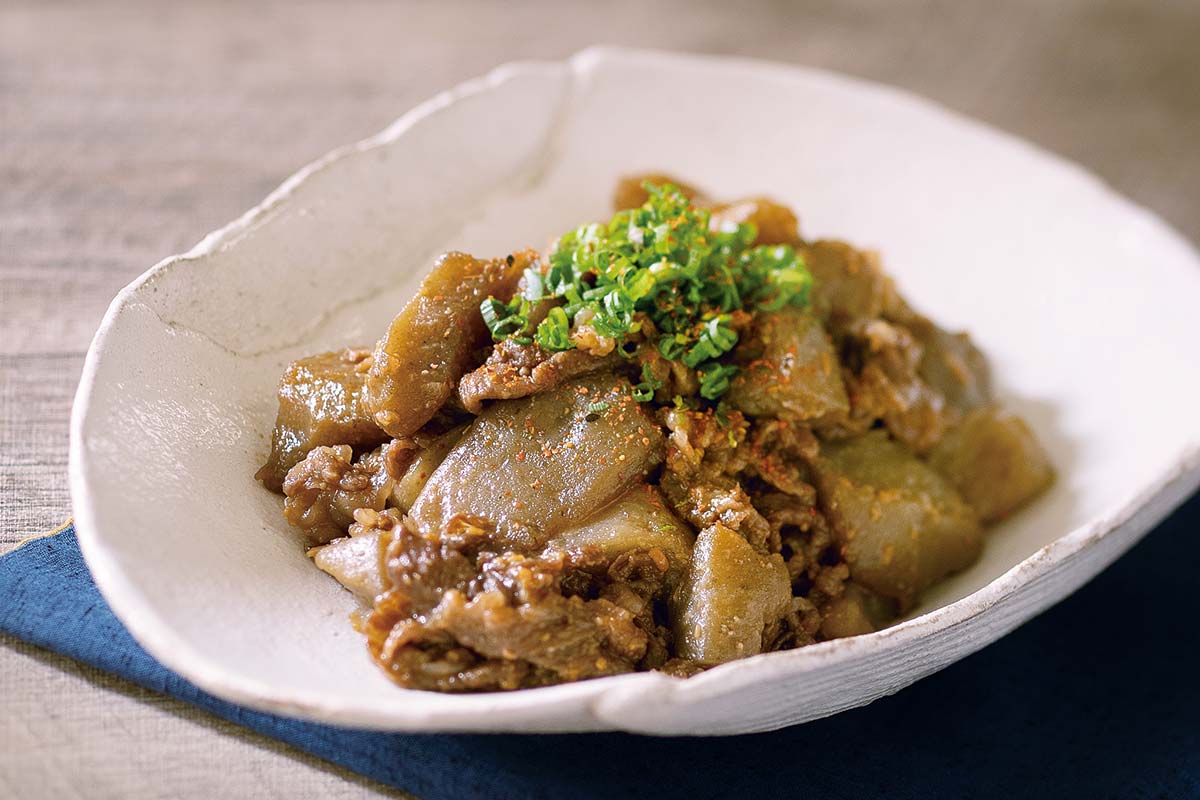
[68,45,1200,732]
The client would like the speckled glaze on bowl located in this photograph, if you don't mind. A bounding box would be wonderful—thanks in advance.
[69,47,1200,735]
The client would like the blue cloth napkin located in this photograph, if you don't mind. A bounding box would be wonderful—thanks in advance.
[2,495,1198,800]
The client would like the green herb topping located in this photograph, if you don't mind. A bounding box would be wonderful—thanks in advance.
[480,182,812,401]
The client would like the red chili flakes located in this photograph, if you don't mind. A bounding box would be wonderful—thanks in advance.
[647,548,669,572]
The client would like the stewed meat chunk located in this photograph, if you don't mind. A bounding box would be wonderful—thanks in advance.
[312,529,386,603]
[457,339,616,413]
[282,444,394,546]
[365,517,658,690]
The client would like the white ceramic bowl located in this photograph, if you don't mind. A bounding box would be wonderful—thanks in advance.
[70,47,1200,735]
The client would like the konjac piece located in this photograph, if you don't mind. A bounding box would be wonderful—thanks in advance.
[914,322,993,414]
[819,582,896,639]
[803,239,891,324]
[390,425,466,513]
[366,250,535,438]
[547,484,695,588]
[613,173,706,211]
[408,373,666,547]
[929,406,1054,523]
[710,197,802,246]
[811,430,982,607]
[255,348,387,492]
[726,307,849,423]
[672,524,793,664]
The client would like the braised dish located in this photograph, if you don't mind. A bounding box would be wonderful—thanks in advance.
[256,176,1053,691]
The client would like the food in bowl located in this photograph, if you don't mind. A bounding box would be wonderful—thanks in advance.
[255,176,1053,691]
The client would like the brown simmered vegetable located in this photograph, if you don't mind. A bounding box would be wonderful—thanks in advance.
[256,348,387,492]
[389,425,465,513]
[613,172,706,210]
[914,322,993,414]
[409,373,666,548]
[366,249,535,438]
[811,430,983,607]
[673,524,793,664]
[819,583,896,640]
[727,307,849,423]
[804,239,891,324]
[710,196,802,246]
[547,484,695,587]
[616,177,799,246]
[257,174,1053,692]
[929,406,1054,523]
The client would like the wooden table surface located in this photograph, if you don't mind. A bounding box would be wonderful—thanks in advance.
[2,1,1197,797]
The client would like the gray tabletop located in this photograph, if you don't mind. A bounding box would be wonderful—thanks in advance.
[2,1,1197,797]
